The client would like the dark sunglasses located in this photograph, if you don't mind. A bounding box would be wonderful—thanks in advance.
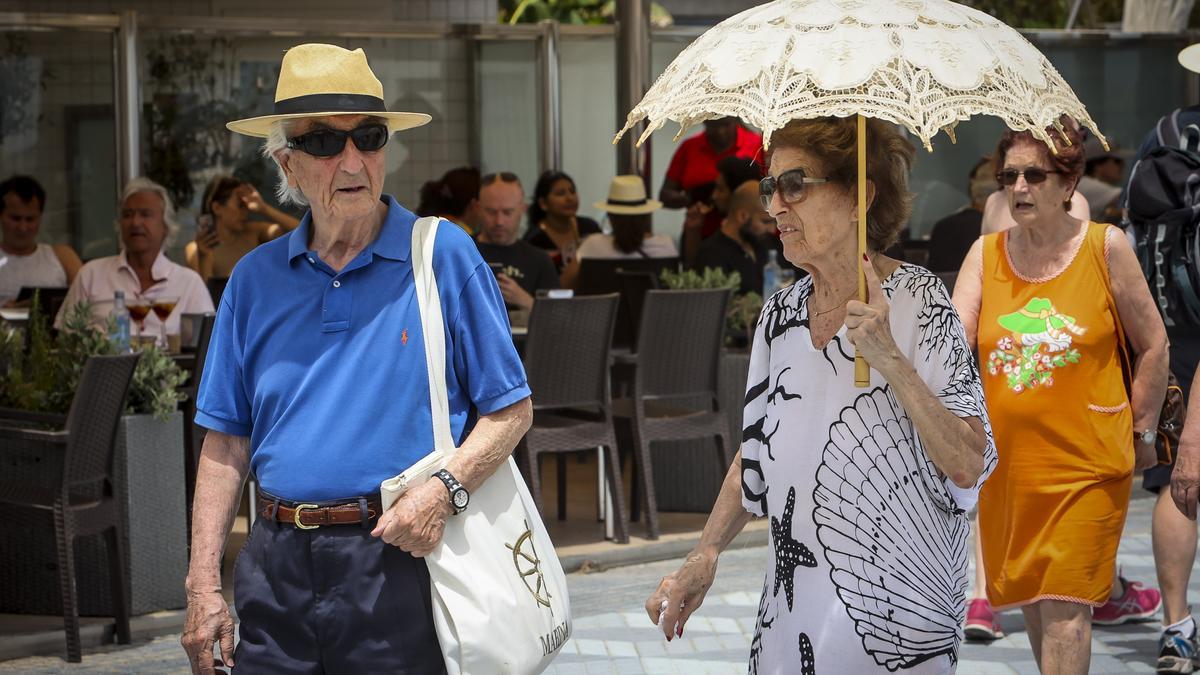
[286,123,390,158]
[996,167,1062,187]
[758,168,828,210]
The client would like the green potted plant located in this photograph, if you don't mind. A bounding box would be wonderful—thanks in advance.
[658,266,763,349]
[0,298,191,616]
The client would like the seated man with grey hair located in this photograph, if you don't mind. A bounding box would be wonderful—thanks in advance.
[56,176,213,334]
[181,43,532,674]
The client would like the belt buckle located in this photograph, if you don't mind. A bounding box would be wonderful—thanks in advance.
[293,503,320,530]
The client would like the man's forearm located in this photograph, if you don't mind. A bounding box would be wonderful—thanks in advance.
[444,397,532,493]
[185,431,251,594]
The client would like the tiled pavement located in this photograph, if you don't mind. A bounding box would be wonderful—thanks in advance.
[0,490,1191,674]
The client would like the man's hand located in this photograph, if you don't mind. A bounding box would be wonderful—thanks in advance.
[371,479,454,556]
[497,274,534,311]
[683,202,711,231]
[1134,438,1157,472]
[181,590,236,674]
[1172,441,1200,519]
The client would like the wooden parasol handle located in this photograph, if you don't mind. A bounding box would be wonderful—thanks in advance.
[854,114,870,388]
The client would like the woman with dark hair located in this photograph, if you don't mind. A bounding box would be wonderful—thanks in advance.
[416,166,484,236]
[954,120,1168,673]
[577,176,676,260]
[644,116,994,674]
[524,170,601,287]
[185,175,299,283]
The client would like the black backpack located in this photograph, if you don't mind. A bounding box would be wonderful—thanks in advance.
[1125,109,1200,327]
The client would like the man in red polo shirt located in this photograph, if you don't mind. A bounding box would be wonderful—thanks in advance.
[660,117,763,261]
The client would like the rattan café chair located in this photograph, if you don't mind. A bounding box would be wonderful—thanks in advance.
[613,288,734,541]
[517,293,631,544]
[0,353,141,662]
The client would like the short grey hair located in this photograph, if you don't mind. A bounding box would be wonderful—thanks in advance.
[117,176,181,249]
[263,120,308,207]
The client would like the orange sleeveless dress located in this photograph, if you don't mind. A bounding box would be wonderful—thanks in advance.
[977,222,1134,609]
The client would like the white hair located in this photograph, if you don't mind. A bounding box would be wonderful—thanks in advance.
[262,120,309,207]
[117,176,181,249]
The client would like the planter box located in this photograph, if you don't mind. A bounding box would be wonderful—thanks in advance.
[651,350,750,513]
[0,412,188,616]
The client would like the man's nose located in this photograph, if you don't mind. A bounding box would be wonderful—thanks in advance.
[337,141,367,174]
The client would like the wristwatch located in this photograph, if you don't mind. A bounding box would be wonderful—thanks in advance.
[433,469,470,515]
[1137,429,1157,445]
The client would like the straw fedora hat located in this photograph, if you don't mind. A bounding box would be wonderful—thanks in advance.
[1180,43,1200,74]
[593,175,662,215]
[227,43,431,138]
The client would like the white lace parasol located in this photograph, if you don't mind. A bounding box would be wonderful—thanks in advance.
[615,0,1105,152]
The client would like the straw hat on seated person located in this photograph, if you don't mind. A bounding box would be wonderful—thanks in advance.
[593,175,663,215]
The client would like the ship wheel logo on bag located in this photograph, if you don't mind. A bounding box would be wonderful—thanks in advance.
[506,521,552,608]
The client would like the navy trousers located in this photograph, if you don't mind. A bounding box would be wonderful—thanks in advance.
[232,508,446,674]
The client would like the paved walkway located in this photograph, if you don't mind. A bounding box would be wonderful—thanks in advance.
[0,490,1189,674]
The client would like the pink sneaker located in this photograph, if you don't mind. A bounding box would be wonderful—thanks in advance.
[1093,576,1162,626]
[965,598,1004,641]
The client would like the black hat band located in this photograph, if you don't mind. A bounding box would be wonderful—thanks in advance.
[606,197,649,206]
[274,93,387,116]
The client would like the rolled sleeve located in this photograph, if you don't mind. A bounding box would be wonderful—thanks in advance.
[450,262,531,415]
[195,294,252,436]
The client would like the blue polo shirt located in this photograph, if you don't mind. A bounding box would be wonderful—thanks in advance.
[195,196,531,501]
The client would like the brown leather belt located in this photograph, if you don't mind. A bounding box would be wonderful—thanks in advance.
[257,491,382,529]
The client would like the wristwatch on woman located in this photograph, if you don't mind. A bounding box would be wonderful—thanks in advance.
[1137,428,1157,445]
[433,469,470,515]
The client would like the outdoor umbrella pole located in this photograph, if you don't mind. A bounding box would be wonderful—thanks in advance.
[855,113,870,388]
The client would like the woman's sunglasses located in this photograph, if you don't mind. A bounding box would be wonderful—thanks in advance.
[286,123,390,158]
[758,168,829,210]
[996,167,1062,187]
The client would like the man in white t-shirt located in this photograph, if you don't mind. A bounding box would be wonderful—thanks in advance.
[0,175,82,306]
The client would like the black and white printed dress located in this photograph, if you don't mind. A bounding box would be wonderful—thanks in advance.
[740,265,997,675]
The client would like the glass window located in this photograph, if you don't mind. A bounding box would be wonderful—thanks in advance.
[0,28,118,260]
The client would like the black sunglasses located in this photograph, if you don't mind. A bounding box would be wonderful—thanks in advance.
[758,168,829,210]
[286,123,390,158]
[996,167,1062,187]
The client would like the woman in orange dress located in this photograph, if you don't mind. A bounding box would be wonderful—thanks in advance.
[953,122,1169,674]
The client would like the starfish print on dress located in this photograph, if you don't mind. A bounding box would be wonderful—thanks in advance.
[771,486,817,611]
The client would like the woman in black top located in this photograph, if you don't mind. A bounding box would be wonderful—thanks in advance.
[525,170,600,287]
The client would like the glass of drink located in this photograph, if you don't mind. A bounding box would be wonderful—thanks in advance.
[151,296,178,351]
[127,299,152,345]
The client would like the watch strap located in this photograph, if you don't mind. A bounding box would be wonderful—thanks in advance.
[434,469,467,513]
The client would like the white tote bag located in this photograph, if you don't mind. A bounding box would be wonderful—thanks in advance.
[380,216,571,675]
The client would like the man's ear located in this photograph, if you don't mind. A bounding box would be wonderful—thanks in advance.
[275,150,298,189]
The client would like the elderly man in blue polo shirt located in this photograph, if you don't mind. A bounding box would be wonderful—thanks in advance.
[180,44,532,674]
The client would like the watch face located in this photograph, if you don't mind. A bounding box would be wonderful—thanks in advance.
[1142,431,1157,444]
[453,489,469,509]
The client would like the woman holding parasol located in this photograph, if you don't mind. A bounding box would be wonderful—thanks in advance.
[617,1,1117,672]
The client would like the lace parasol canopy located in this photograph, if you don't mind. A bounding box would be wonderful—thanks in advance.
[615,0,1106,153]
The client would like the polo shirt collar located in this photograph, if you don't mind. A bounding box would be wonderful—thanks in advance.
[287,195,415,263]
[119,250,173,279]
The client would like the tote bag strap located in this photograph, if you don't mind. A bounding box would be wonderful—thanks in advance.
[1087,222,1134,397]
[411,216,456,455]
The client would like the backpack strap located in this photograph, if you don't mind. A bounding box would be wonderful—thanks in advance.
[1182,124,1200,154]
[1159,108,1183,149]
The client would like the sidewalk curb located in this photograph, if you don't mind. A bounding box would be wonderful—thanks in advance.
[0,609,186,663]
[560,527,769,574]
